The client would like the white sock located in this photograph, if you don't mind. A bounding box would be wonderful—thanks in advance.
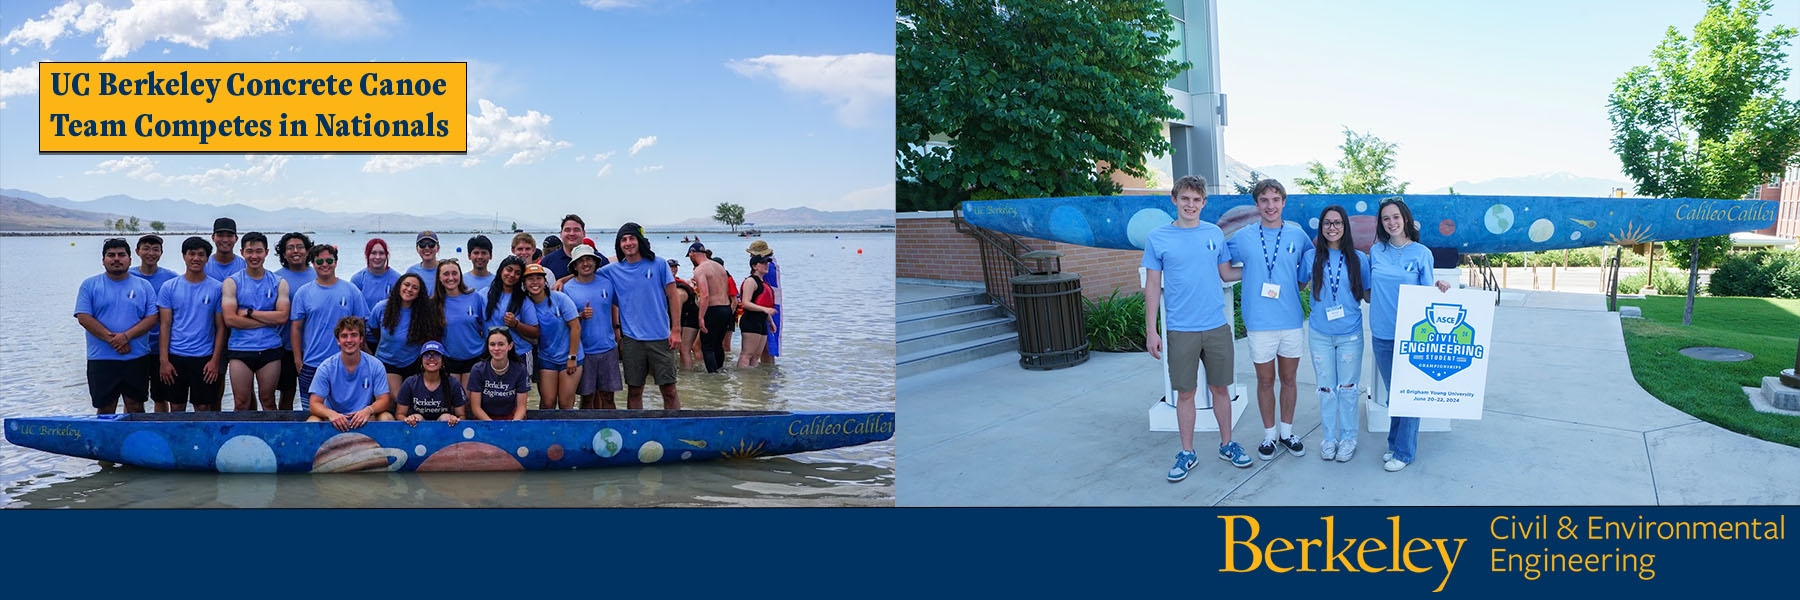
[1263,427,1276,442]
[1278,422,1293,439]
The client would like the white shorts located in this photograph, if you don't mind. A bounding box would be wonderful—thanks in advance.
[1246,328,1305,363]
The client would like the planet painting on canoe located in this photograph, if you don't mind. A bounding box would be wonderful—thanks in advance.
[594,428,623,458]
[1439,219,1456,237]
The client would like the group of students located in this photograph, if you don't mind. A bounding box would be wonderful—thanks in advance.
[73,212,780,429]
[1143,175,1451,482]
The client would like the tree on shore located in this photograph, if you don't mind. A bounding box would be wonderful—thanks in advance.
[897,0,1187,211]
[714,202,746,232]
[1294,128,1410,195]
[150,220,165,231]
[1608,0,1800,325]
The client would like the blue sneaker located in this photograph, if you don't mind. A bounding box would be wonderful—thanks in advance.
[1218,442,1252,468]
[1167,450,1199,482]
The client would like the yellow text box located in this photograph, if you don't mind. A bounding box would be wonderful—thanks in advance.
[39,62,467,153]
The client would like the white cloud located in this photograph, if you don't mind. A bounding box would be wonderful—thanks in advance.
[363,98,571,173]
[0,63,39,110]
[636,165,663,175]
[2,0,397,60]
[576,151,616,163]
[629,136,656,156]
[821,182,895,211]
[726,53,895,127]
[596,164,613,177]
[362,155,452,173]
[581,0,645,9]
[86,154,290,189]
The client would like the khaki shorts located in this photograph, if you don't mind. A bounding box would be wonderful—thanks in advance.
[620,337,678,387]
[1168,326,1234,391]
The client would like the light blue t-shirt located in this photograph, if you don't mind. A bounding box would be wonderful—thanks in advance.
[1140,222,1231,332]
[204,255,245,282]
[1227,222,1313,332]
[309,351,390,414]
[131,267,180,351]
[441,292,487,360]
[600,257,675,341]
[1368,241,1437,342]
[464,271,495,297]
[350,268,400,320]
[291,279,370,367]
[157,275,224,358]
[479,288,540,357]
[369,300,422,368]
[274,266,313,347]
[74,273,158,361]
[1297,248,1372,337]
[405,263,441,295]
[227,270,283,352]
[531,291,583,365]
[560,275,618,355]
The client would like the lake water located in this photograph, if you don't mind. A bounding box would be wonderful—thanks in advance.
[0,231,895,508]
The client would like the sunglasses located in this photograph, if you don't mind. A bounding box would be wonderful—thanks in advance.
[422,353,443,360]
[487,326,512,335]
[313,258,336,265]
[418,241,438,249]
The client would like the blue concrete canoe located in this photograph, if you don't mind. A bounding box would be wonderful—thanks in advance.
[960,194,1778,254]
[3,410,894,473]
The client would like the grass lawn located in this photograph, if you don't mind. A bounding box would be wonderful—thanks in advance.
[1618,296,1800,448]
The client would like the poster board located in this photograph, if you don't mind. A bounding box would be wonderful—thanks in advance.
[1386,285,1497,420]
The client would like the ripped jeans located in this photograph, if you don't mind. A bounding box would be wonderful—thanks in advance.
[1307,329,1363,444]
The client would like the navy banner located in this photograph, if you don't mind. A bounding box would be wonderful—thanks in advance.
[3,506,1793,595]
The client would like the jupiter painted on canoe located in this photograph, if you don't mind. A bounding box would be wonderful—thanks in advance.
[959,194,1778,254]
[312,433,407,473]
[418,441,524,471]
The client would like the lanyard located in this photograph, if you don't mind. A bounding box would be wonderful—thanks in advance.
[1259,225,1283,282]
[1328,251,1342,302]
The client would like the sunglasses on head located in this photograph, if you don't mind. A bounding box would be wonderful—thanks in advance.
[487,326,511,335]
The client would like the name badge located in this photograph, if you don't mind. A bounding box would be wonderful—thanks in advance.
[1326,306,1347,321]
[1261,282,1281,299]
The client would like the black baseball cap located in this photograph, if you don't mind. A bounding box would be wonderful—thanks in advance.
[688,242,707,254]
[213,217,237,234]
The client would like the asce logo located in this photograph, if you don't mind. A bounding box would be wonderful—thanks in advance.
[1397,303,1484,381]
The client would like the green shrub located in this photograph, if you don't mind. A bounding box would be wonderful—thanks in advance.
[1618,268,1686,295]
[1708,250,1800,298]
[1083,289,1149,352]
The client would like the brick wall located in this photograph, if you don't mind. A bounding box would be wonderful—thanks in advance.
[898,212,1147,299]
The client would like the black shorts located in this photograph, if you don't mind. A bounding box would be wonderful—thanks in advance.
[680,305,700,330]
[444,355,481,375]
[383,358,422,379]
[739,311,769,335]
[88,356,153,409]
[227,347,283,371]
[160,354,224,407]
[278,348,299,392]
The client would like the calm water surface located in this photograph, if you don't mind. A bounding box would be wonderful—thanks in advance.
[0,231,894,508]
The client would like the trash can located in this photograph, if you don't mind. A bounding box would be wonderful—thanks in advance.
[1011,250,1089,370]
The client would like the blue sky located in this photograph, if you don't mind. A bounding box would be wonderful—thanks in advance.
[0,0,896,227]
[1215,0,1799,193]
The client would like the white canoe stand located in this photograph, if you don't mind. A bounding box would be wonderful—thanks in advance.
[1143,267,1247,433]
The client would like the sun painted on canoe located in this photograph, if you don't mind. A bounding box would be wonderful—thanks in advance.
[723,440,767,459]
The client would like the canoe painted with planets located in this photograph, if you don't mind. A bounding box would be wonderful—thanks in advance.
[960,194,1779,254]
[3,409,894,473]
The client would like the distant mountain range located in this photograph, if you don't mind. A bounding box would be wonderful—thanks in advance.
[0,188,896,233]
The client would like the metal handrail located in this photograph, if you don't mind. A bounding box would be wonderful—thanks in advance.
[952,206,1034,315]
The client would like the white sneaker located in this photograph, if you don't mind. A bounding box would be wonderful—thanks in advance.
[1382,451,1394,462]
[1384,458,1408,472]
[1320,440,1337,461]
[1336,440,1356,462]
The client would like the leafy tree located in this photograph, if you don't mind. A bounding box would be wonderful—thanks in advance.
[103,218,113,230]
[1231,170,1269,195]
[1294,128,1409,194]
[127,216,141,232]
[150,220,165,231]
[1608,0,1800,325]
[713,202,746,232]
[897,0,1187,211]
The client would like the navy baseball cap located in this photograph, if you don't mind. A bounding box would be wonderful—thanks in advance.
[421,341,446,356]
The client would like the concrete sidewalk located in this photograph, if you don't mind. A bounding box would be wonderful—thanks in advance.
[897,284,1800,506]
